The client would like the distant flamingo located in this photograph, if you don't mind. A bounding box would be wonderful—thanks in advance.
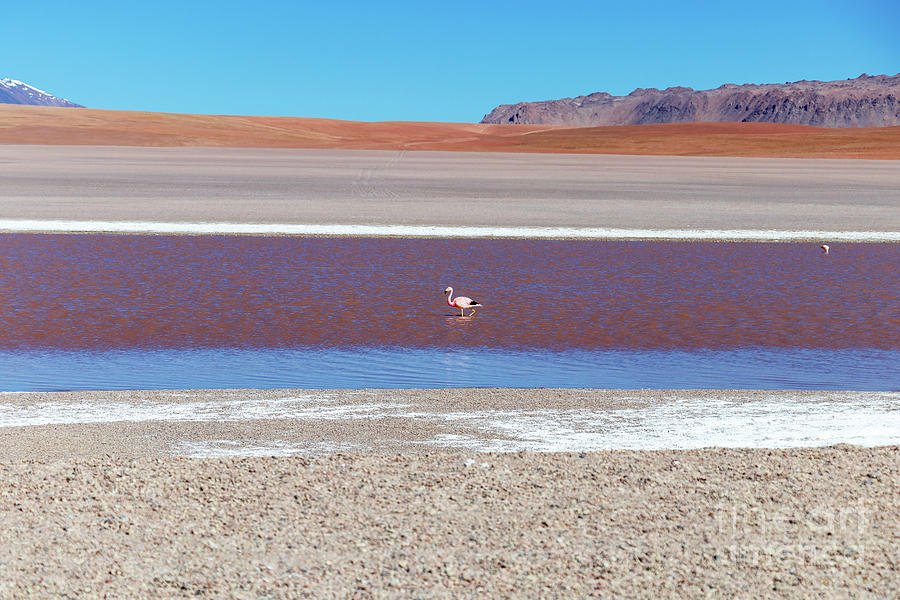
[444,286,482,317]
[821,244,830,255]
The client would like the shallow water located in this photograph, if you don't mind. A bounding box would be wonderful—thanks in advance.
[1,347,898,392]
[0,234,897,391]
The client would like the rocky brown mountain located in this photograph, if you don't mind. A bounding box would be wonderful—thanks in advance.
[481,74,900,128]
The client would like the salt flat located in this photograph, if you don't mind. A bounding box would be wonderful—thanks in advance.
[1,145,898,232]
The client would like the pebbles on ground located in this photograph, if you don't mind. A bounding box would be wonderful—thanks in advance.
[0,446,897,598]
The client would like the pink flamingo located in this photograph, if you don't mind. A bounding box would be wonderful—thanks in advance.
[820,244,830,255]
[444,286,482,317]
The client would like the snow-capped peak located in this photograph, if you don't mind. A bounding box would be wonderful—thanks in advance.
[1,78,51,95]
[0,77,82,107]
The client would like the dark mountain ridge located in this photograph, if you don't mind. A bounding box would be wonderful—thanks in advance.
[481,74,900,128]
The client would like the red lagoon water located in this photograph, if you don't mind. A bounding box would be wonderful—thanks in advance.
[0,234,897,352]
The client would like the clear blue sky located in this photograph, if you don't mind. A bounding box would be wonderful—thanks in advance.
[5,1,898,122]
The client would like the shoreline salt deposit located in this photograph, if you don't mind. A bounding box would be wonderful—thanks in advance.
[2,218,899,241]
[1,389,897,458]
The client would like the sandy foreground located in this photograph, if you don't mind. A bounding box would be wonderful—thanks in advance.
[0,447,896,598]
[0,389,898,598]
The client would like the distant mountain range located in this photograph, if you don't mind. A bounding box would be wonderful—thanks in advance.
[482,74,900,128]
[0,78,82,107]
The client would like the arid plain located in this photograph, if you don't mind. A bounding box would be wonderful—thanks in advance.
[2,103,900,157]
[1,105,898,598]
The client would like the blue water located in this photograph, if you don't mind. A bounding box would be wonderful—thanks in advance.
[2,347,897,392]
[2,235,898,391]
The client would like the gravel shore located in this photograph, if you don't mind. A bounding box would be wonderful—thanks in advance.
[1,447,897,599]
[0,389,898,597]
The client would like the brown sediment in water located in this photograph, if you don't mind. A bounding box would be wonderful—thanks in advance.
[2,104,900,158]
[1,235,897,351]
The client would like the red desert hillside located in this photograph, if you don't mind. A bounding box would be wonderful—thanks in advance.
[1,104,899,158]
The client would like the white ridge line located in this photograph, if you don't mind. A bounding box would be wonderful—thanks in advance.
[0,219,898,241]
